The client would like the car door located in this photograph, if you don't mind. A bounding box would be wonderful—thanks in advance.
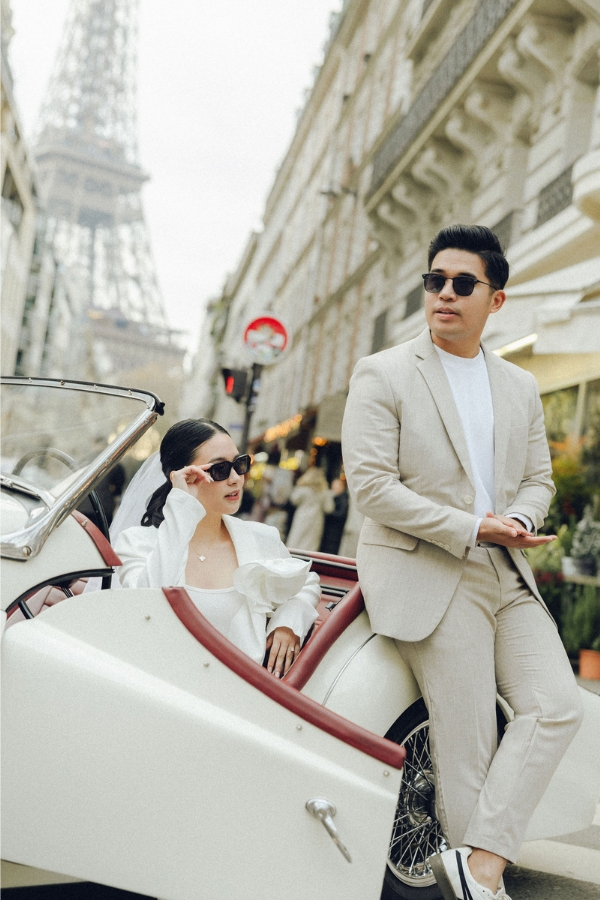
[2,587,404,900]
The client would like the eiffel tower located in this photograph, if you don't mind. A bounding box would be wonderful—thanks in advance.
[34,0,182,382]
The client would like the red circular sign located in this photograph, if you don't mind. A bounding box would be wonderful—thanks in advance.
[243,316,289,365]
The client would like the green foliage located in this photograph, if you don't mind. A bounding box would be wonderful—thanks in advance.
[571,507,600,565]
[582,402,600,488]
[561,585,600,654]
[526,524,568,573]
[545,455,592,533]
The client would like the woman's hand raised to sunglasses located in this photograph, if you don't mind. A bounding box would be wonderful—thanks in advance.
[170,464,214,500]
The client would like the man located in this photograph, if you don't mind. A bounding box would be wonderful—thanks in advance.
[341,225,582,900]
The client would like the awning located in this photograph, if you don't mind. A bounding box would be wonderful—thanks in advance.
[483,257,600,391]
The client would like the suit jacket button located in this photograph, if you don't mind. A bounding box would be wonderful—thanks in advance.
[464,495,473,504]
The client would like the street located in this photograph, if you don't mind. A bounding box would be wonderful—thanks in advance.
[505,867,600,899]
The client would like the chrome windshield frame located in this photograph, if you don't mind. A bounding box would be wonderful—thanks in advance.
[1,376,164,561]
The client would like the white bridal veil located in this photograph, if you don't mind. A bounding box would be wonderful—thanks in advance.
[85,452,165,590]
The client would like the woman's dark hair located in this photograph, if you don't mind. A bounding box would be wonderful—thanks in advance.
[427,224,509,289]
[141,418,229,528]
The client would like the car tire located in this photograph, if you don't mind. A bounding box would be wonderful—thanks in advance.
[381,698,509,900]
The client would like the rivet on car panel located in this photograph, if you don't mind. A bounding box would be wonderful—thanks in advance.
[296,724,303,731]
[22,546,31,556]
[203,662,210,668]
[144,615,151,620]
[383,770,389,777]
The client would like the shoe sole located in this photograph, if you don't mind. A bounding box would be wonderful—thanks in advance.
[430,853,460,900]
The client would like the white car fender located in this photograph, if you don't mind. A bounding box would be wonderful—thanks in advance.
[301,610,421,737]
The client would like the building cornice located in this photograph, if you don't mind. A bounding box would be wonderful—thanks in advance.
[367,0,530,209]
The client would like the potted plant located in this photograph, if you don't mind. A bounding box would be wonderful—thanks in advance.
[562,584,600,680]
[570,507,600,576]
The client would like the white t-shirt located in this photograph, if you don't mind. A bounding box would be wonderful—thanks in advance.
[434,345,532,544]
[435,345,495,519]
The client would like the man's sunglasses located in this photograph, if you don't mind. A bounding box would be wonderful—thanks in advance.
[207,454,252,482]
[421,273,497,296]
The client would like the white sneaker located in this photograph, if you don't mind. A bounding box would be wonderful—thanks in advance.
[429,847,511,900]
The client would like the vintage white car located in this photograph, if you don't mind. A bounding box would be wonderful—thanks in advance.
[2,376,599,900]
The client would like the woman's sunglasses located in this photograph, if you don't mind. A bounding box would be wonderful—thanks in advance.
[207,454,251,482]
[421,273,497,296]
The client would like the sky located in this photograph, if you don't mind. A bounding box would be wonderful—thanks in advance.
[8,0,340,348]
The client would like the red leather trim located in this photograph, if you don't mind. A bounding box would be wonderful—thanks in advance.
[284,583,366,691]
[288,549,359,583]
[71,511,121,566]
[163,587,405,771]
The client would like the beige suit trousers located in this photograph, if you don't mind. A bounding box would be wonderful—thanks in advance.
[395,546,583,863]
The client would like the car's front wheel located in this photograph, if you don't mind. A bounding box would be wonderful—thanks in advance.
[381,699,445,900]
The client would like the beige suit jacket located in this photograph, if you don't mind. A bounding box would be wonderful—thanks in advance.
[341,328,555,642]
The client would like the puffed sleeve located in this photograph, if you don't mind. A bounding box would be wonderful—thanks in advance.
[115,488,205,588]
[265,528,320,642]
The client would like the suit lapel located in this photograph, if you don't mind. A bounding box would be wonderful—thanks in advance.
[415,330,475,490]
[222,514,260,566]
[483,346,511,510]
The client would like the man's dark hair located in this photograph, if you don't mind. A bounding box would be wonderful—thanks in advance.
[428,224,509,289]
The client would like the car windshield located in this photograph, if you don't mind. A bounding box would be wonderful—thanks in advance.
[1,382,149,500]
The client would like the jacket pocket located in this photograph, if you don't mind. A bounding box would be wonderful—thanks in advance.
[360,523,418,551]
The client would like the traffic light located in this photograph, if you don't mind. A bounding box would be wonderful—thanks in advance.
[221,368,248,403]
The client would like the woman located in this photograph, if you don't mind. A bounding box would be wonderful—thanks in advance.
[115,419,320,677]
[286,466,334,552]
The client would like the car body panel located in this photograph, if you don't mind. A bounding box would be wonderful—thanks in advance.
[1,505,107,611]
[318,620,422,737]
[2,589,403,900]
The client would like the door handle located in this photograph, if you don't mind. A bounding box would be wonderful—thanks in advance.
[306,798,352,862]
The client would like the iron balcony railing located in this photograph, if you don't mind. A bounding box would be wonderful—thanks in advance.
[370,0,519,195]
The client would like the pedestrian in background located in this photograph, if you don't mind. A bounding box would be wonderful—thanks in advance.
[286,467,334,551]
[319,477,349,555]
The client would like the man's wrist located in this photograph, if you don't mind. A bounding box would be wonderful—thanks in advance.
[469,518,483,549]
[507,513,534,534]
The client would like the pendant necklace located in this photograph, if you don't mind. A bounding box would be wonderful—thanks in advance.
[192,529,221,562]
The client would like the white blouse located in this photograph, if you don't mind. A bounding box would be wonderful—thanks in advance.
[115,489,320,664]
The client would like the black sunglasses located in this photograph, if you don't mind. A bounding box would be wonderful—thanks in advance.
[421,273,497,296]
[207,454,251,482]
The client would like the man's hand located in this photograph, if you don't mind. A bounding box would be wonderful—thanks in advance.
[477,512,556,548]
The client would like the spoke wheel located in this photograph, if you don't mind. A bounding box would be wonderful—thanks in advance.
[382,699,445,899]
[381,698,509,900]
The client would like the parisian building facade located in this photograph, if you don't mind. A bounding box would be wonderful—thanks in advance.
[191,0,600,554]
[1,0,39,374]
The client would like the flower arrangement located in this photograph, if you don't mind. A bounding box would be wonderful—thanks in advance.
[571,507,600,576]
